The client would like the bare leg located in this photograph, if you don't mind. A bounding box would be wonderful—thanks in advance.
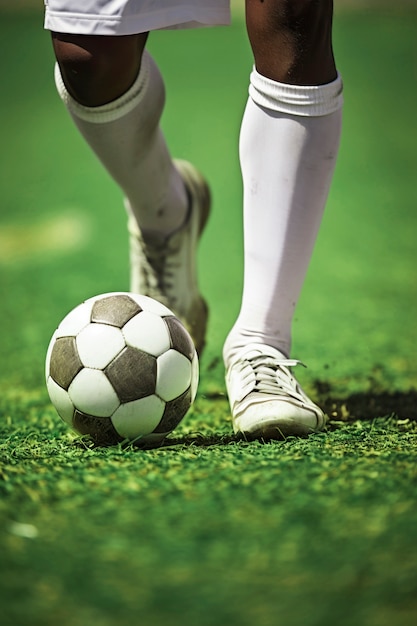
[245,0,336,85]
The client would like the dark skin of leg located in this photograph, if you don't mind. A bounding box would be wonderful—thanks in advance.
[51,0,336,106]
[52,32,148,106]
[245,0,337,85]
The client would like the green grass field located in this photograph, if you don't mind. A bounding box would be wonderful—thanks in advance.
[1,5,417,626]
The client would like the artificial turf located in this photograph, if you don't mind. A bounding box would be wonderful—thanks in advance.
[0,4,417,625]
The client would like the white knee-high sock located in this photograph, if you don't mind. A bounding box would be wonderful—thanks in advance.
[224,69,343,364]
[54,51,187,235]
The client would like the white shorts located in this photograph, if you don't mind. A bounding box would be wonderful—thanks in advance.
[44,0,231,36]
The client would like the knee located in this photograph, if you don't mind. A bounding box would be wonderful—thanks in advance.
[246,0,335,84]
[248,0,333,33]
[288,0,332,19]
[285,0,334,38]
[52,33,147,106]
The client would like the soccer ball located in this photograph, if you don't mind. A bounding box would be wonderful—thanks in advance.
[45,292,199,445]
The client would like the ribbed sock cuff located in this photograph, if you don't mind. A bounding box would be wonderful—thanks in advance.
[249,68,344,117]
[54,51,152,123]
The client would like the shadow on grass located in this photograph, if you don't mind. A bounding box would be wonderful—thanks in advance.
[162,388,417,448]
[318,387,417,422]
[73,431,244,451]
[73,388,417,450]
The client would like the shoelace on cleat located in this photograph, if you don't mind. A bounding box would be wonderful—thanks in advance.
[135,234,180,306]
[245,353,307,402]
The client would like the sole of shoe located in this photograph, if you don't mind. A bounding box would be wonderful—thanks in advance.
[235,420,320,440]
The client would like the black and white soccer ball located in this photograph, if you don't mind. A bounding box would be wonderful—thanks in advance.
[45,292,199,445]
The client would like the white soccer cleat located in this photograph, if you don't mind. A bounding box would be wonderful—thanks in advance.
[225,344,327,438]
[127,159,210,355]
